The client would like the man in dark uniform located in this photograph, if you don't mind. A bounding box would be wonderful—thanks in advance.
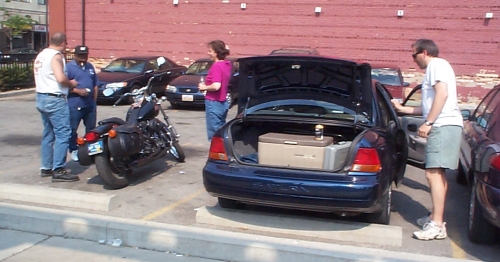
[67,45,98,162]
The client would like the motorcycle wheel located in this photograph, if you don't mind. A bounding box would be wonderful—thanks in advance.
[170,141,185,162]
[95,154,131,189]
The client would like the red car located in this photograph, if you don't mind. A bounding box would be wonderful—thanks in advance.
[370,64,410,102]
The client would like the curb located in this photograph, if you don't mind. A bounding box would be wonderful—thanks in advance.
[0,183,120,212]
[0,203,474,262]
[196,206,402,247]
[0,88,35,98]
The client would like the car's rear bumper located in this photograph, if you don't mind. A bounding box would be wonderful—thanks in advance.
[165,92,206,106]
[203,161,389,213]
[476,179,500,229]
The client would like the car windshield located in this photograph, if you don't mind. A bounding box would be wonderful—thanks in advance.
[102,59,146,73]
[185,61,213,75]
[246,99,371,124]
[371,68,401,86]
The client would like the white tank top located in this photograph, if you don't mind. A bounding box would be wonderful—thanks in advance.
[34,48,68,95]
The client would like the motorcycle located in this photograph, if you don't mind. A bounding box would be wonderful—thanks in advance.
[77,69,185,189]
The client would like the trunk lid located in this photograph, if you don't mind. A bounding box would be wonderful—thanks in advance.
[237,55,374,123]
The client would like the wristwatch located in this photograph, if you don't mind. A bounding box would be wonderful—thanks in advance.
[425,120,434,126]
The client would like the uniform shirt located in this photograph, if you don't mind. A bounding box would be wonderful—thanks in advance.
[205,60,232,102]
[66,60,98,108]
[34,48,68,95]
[421,57,463,127]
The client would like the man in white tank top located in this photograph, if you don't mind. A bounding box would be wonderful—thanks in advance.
[34,32,80,182]
[391,39,463,241]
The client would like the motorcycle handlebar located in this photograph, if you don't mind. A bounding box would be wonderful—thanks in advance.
[113,73,170,107]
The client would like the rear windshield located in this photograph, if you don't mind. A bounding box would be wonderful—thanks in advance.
[247,99,371,124]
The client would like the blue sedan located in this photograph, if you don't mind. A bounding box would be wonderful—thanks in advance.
[202,55,415,225]
[164,58,239,108]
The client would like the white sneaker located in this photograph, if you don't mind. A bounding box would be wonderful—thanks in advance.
[416,213,431,227]
[413,221,447,240]
[71,150,79,162]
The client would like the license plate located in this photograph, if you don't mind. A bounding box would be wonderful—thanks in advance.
[181,95,194,101]
[87,141,103,156]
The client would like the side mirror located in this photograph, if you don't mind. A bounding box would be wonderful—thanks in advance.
[103,88,114,96]
[157,57,166,67]
[402,82,410,87]
[461,109,471,121]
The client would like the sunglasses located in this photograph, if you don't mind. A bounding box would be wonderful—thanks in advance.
[412,51,423,59]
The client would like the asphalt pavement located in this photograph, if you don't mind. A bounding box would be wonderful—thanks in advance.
[0,89,497,262]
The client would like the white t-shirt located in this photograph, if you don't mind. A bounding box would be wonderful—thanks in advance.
[421,57,463,127]
[34,48,68,96]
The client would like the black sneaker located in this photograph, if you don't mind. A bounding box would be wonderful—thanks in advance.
[52,168,80,182]
[40,169,53,178]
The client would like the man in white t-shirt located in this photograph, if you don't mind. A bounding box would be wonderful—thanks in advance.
[35,32,80,182]
[391,39,463,240]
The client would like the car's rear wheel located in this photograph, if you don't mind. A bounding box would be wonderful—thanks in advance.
[467,180,498,244]
[218,197,244,209]
[366,184,392,225]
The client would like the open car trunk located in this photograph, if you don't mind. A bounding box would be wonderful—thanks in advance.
[229,119,368,171]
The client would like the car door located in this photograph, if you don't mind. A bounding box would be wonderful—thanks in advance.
[376,82,408,185]
[229,59,240,101]
[464,89,500,182]
[398,85,426,166]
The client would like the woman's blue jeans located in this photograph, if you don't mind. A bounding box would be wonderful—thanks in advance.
[205,99,228,141]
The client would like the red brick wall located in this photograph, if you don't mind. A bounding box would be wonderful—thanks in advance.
[64,0,499,76]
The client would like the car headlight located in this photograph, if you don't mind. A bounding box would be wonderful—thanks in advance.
[166,85,177,93]
[105,82,127,90]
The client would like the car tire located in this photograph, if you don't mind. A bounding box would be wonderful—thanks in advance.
[467,180,498,244]
[366,184,392,225]
[218,197,244,209]
[170,102,180,109]
[226,92,233,107]
[455,160,468,185]
[126,85,141,104]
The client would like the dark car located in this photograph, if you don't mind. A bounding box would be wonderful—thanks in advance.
[202,55,417,225]
[0,48,39,61]
[269,47,320,55]
[97,56,187,104]
[370,64,410,102]
[457,84,500,244]
[164,57,239,108]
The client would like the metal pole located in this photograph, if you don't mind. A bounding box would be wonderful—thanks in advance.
[82,0,85,45]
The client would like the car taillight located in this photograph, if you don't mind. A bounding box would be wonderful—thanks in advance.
[491,154,500,170]
[209,137,228,161]
[84,132,100,143]
[350,148,382,172]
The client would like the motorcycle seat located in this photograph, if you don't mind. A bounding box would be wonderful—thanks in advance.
[98,117,126,125]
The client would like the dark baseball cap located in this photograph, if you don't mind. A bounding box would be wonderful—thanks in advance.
[74,45,89,55]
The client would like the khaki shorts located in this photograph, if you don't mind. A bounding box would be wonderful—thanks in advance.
[425,125,463,169]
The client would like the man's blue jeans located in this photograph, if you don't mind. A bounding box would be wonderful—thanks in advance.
[205,99,228,141]
[69,105,97,152]
[36,93,71,170]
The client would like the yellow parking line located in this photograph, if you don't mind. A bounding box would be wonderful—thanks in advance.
[449,227,466,259]
[141,188,205,221]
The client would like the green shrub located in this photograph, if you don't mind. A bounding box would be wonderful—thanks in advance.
[0,62,34,91]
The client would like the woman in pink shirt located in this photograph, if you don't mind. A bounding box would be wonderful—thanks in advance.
[198,40,232,141]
